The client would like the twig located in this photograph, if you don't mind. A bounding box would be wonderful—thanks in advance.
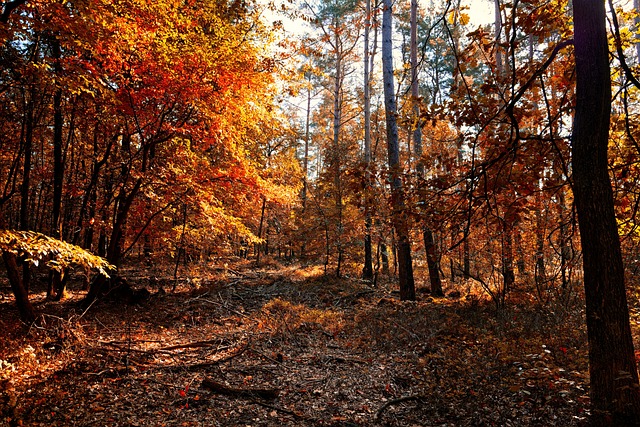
[375,394,424,420]
[197,298,250,318]
[201,378,279,400]
[157,338,250,372]
[250,399,310,421]
[156,339,224,351]
[95,345,171,355]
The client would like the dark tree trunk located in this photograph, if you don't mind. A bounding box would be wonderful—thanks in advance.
[502,221,515,293]
[410,0,441,296]
[362,0,373,281]
[81,177,141,308]
[558,187,570,289]
[514,230,525,275]
[2,252,36,323]
[461,227,470,280]
[382,0,414,300]
[380,241,389,275]
[19,89,34,294]
[424,228,443,296]
[48,39,65,300]
[535,194,546,286]
[572,1,640,423]
[256,196,266,264]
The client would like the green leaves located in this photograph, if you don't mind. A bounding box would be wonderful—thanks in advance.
[0,230,114,277]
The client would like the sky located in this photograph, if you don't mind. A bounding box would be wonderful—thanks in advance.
[264,0,497,40]
[463,0,494,26]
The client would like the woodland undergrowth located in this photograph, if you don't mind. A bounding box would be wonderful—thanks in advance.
[0,258,622,426]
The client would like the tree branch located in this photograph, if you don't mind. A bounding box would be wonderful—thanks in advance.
[608,0,640,90]
[0,0,27,24]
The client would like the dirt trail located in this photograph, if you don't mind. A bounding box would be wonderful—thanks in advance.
[0,263,590,426]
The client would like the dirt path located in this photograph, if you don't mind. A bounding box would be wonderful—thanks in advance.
[0,264,590,426]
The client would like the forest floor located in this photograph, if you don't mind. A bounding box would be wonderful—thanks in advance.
[0,259,600,426]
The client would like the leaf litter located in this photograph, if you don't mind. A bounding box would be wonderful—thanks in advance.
[0,262,593,426]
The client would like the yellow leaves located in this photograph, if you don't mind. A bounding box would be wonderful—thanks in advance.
[458,12,470,26]
[447,8,470,26]
[0,230,114,276]
[261,298,344,336]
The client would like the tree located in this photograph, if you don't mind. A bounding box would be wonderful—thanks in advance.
[0,230,113,323]
[409,0,442,296]
[382,0,415,300]
[362,0,374,281]
[572,0,640,423]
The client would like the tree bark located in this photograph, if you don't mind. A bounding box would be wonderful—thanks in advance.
[48,37,66,301]
[572,0,640,423]
[332,20,344,279]
[382,0,415,300]
[362,0,373,281]
[19,87,34,294]
[2,251,36,323]
[410,0,442,296]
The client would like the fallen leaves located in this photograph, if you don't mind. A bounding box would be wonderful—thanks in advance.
[0,264,594,426]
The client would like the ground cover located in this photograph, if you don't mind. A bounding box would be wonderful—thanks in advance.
[0,261,593,426]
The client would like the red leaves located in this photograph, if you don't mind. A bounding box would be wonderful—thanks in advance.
[178,386,188,397]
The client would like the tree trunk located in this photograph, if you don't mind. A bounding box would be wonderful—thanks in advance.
[333,22,344,279]
[256,196,266,264]
[380,241,389,275]
[382,0,415,300]
[572,0,640,423]
[558,186,570,289]
[410,0,441,296]
[501,221,515,295]
[514,230,525,275]
[494,0,504,76]
[19,88,34,294]
[463,231,470,279]
[48,38,66,300]
[2,251,37,323]
[424,228,443,296]
[535,189,546,286]
[362,0,373,281]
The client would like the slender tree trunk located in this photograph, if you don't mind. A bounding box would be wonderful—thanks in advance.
[463,230,470,279]
[333,24,344,279]
[558,187,570,289]
[362,0,373,281]
[19,89,34,294]
[300,76,312,259]
[302,74,311,208]
[410,0,442,296]
[494,0,503,76]
[514,230,525,275]
[382,0,415,300]
[572,1,640,423]
[380,241,389,275]
[502,221,514,294]
[49,38,66,300]
[535,210,546,283]
[256,196,266,264]
[3,251,37,323]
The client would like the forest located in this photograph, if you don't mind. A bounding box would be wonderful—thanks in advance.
[2,0,640,425]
